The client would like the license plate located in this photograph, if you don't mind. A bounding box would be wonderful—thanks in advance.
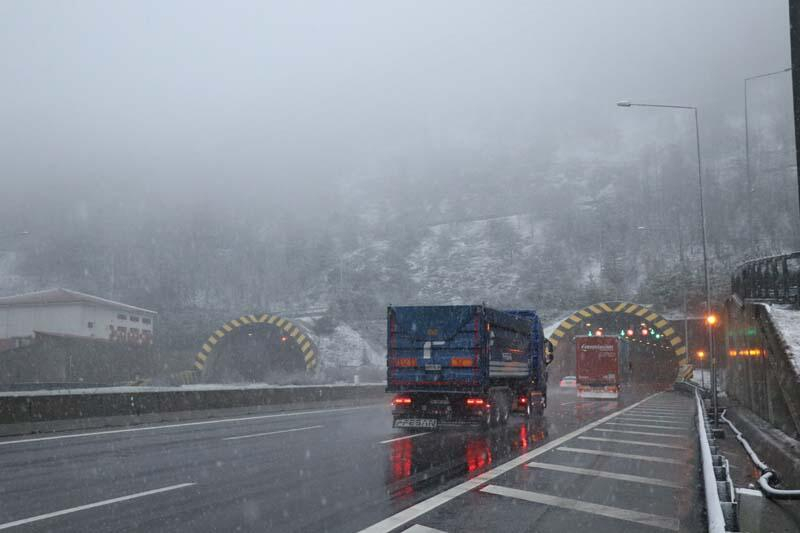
[425,364,442,371]
[395,418,438,429]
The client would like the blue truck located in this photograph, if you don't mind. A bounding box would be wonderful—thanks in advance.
[386,305,552,429]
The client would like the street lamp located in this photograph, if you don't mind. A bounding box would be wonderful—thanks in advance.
[744,67,792,249]
[697,350,706,388]
[617,99,718,425]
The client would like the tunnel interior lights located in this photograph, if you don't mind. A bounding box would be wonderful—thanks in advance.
[729,348,762,357]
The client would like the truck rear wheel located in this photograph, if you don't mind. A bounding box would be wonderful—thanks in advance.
[500,394,510,425]
[532,396,546,416]
[481,407,492,429]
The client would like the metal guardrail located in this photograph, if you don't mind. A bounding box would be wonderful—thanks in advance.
[731,251,800,304]
[695,390,737,532]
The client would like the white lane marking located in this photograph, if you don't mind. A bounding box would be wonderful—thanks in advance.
[0,406,375,447]
[223,425,323,441]
[356,392,661,533]
[624,411,685,418]
[380,432,432,445]
[592,428,686,438]
[620,416,685,424]
[480,485,679,531]
[616,417,686,426]
[557,446,684,465]
[604,422,688,431]
[560,401,579,406]
[631,409,684,416]
[525,461,682,488]
[578,436,687,450]
[403,525,448,533]
[0,483,195,530]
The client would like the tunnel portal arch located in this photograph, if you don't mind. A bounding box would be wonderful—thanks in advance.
[547,301,688,367]
[193,314,318,379]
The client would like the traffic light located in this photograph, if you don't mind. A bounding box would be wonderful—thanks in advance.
[626,329,634,337]
[640,328,649,336]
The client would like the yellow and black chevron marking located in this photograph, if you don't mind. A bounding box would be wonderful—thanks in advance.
[193,314,318,374]
[548,301,688,365]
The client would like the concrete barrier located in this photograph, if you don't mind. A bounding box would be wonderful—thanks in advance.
[0,384,388,437]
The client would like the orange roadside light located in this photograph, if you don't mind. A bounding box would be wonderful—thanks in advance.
[706,315,718,326]
[697,350,705,359]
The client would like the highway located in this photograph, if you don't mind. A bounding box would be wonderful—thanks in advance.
[0,387,700,532]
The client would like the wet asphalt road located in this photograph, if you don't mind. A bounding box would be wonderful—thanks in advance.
[0,386,700,532]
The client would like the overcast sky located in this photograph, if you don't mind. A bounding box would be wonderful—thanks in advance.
[0,1,792,215]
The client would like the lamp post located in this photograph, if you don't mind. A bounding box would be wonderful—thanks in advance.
[617,100,718,425]
[744,67,792,249]
[697,350,705,388]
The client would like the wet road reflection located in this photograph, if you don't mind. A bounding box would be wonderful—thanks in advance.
[385,417,549,499]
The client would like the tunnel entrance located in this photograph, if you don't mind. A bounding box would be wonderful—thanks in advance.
[547,301,687,385]
[192,314,319,383]
[204,324,307,382]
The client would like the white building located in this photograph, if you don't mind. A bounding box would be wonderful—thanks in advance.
[0,288,156,351]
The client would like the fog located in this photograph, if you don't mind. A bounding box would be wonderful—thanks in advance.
[0,1,795,326]
[1,1,789,203]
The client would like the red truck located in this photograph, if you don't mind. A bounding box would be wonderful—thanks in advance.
[575,336,620,399]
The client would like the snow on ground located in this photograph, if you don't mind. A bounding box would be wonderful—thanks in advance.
[690,369,711,389]
[766,304,800,376]
[316,323,384,368]
[406,218,522,304]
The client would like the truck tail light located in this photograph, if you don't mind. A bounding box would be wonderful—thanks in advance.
[390,358,416,367]
[451,357,473,367]
[392,396,412,406]
[466,398,486,407]
[518,396,527,404]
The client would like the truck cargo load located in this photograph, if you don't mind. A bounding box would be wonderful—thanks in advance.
[575,335,620,399]
[386,305,552,429]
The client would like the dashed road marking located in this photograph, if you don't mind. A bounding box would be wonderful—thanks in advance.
[525,461,682,488]
[402,525,447,533]
[556,446,684,464]
[0,406,375,447]
[0,483,196,530]
[380,432,432,444]
[223,425,324,441]
[480,485,679,531]
[578,436,687,449]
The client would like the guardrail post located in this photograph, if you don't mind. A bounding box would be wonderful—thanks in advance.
[782,256,789,303]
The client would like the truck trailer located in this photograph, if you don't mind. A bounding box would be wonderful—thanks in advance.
[386,305,552,429]
[575,335,620,399]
